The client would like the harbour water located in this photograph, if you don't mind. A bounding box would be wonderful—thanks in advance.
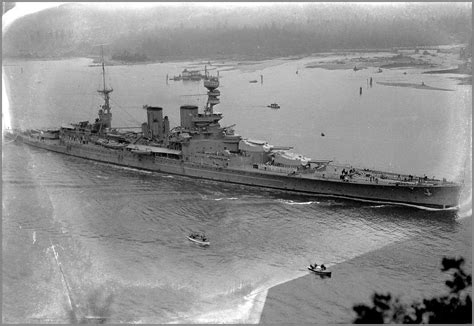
[2,55,472,323]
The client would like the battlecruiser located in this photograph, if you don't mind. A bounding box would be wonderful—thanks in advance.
[5,57,462,209]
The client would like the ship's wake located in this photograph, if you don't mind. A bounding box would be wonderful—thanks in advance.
[212,197,239,201]
[277,199,318,205]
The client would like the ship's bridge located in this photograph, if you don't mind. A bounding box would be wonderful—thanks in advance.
[192,113,223,126]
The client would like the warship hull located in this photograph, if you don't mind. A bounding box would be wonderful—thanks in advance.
[12,133,461,209]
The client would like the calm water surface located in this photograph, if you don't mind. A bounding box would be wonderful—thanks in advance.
[2,56,471,323]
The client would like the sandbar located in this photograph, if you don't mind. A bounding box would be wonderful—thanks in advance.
[376,82,454,91]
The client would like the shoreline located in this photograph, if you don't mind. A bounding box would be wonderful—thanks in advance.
[3,44,468,66]
[3,48,470,83]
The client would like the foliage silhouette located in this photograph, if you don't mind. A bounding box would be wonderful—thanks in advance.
[353,257,472,324]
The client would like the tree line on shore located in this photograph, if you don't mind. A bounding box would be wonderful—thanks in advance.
[3,3,471,60]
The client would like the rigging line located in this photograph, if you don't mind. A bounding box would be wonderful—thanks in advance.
[93,92,141,125]
[109,97,142,125]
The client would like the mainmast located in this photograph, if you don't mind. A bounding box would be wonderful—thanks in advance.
[97,45,113,129]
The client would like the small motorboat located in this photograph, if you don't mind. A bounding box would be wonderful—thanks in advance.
[267,103,280,109]
[308,266,332,277]
[187,234,210,246]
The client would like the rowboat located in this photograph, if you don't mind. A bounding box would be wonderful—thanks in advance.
[308,267,332,277]
[187,236,210,246]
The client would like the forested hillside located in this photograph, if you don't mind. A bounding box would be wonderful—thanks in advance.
[3,3,471,60]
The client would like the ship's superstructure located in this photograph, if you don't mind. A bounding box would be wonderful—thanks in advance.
[6,58,463,210]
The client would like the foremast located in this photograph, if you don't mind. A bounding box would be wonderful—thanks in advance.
[96,46,113,130]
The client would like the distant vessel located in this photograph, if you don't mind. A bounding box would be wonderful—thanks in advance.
[5,52,462,209]
[172,68,206,81]
[267,103,280,109]
[249,80,258,83]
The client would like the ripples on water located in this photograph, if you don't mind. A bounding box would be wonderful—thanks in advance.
[3,143,469,323]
